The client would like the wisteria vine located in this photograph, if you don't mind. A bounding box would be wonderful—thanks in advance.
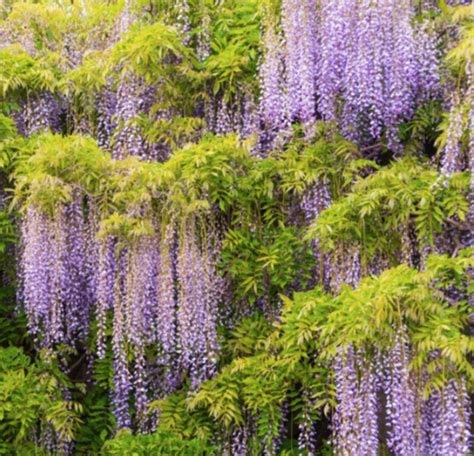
[4,0,472,453]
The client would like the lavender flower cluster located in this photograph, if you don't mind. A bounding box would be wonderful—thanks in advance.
[20,200,93,348]
[19,200,224,429]
[332,332,471,455]
[258,0,441,151]
[12,0,472,449]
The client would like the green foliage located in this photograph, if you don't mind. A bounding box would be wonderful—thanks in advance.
[65,16,203,118]
[0,2,68,51]
[137,115,206,151]
[273,123,371,200]
[70,344,115,453]
[0,347,83,452]
[186,299,331,453]
[222,312,272,359]
[290,250,473,388]
[0,46,63,98]
[221,225,313,305]
[0,0,262,116]
[160,134,252,215]
[203,0,261,101]
[0,211,15,253]
[160,251,472,454]
[65,50,110,97]
[149,390,215,442]
[11,122,375,249]
[11,133,251,234]
[445,4,474,73]
[12,132,110,213]
[0,113,23,173]
[103,428,216,455]
[0,114,16,143]
[0,289,27,348]
[74,385,115,455]
[399,100,443,155]
[307,157,470,259]
[110,22,191,80]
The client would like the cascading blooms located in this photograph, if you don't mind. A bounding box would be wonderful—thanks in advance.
[9,0,472,453]
[20,202,93,348]
[331,333,471,456]
[259,0,441,149]
[281,0,318,126]
[20,204,223,428]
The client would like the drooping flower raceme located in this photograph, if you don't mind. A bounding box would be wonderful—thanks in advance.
[317,0,353,122]
[426,378,471,456]
[111,250,132,429]
[20,202,92,349]
[281,0,318,126]
[302,181,332,287]
[333,347,377,455]
[111,75,146,160]
[384,327,417,455]
[176,223,219,389]
[318,0,435,149]
[22,92,63,136]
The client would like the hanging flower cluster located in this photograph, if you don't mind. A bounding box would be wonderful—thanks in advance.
[333,348,379,456]
[8,0,472,451]
[441,102,464,176]
[297,392,317,455]
[259,0,441,150]
[20,200,93,348]
[258,19,286,151]
[302,181,332,287]
[384,328,417,454]
[427,378,470,455]
[177,222,220,389]
[94,220,222,426]
[332,333,471,455]
[21,213,223,427]
[20,93,63,137]
[111,75,147,160]
[281,0,318,126]
[176,0,191,46]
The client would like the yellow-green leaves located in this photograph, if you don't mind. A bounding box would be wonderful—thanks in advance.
[0,347,82,448]
[12,133,251,240]
[290,251,473,385]
[12,133,109,214]
[0,46,63,98]
[110,22,190,83]
[221,225,313,305]
[65,51,109,96]
[307,158,470,258]
[204,0,260,101]
[445,4,474,72]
